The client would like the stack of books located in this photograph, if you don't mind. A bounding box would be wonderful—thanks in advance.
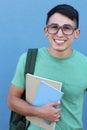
[26,73,64,130]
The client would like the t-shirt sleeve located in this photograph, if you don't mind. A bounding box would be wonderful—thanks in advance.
[11,53,27,89]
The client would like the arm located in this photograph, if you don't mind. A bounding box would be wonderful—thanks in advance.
[7,84,38,116]
[7,84,61,122]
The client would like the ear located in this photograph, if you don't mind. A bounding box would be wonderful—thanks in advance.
[44,27,48,36]
[74,29,80,39]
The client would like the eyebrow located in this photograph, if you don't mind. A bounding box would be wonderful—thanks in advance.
[47,23,75,27]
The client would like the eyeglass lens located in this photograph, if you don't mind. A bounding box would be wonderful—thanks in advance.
[47,24,76,35]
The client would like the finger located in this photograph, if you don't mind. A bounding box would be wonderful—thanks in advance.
[54,114,61,122]
[55,118,59,122]
[50,102,60,107]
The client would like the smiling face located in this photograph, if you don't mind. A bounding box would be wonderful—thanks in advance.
[44,13,80,58]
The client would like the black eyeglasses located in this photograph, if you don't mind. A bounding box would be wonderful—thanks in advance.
[46,23,77,35]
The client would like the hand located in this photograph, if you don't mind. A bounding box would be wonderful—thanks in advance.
[37,102,61,122]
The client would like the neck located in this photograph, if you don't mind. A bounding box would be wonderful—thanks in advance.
[47,47,73,58]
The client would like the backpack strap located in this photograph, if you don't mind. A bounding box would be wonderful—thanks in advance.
[25,48,38,75]
[25,48,38,130]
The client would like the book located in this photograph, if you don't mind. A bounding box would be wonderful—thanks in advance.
[32,81,64,125]
[26,73,63,130]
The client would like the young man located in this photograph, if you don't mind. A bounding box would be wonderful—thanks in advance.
[7,4,87,130]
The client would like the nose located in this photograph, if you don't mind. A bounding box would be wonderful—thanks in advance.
[56,28,64,36]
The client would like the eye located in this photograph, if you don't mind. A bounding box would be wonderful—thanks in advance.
[48,24,58,29]
[51,25,58,29]
[63,25,72,30]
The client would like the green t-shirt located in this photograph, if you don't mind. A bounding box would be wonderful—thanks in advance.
[12,47,87,130]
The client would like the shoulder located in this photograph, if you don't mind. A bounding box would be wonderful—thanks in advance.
[37,47,48,55]
[18,47,46,63]
[14,52,27,71]
[19,52,27,61]
[75,50,87,63]
[75,50,87,59]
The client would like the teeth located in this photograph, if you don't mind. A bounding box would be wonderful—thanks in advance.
[55,39,64,43]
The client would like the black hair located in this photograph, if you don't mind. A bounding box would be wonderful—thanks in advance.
[46,4,79,28]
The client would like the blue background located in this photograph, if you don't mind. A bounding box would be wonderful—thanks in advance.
[0,0,87,129]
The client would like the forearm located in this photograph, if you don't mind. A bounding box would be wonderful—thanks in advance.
[7,84,61,122]
[7,95,61,122]
[7,94,39,117]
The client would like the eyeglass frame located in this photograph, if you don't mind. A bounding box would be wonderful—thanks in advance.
[46,23,77,35]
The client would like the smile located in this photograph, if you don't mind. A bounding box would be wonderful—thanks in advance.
[54,39,65,44]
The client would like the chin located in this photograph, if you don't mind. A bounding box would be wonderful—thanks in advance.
[53,46,63,51]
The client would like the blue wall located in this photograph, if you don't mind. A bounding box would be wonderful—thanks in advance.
[0,0,87,129]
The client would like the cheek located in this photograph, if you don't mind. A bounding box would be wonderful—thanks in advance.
[68,35,75,42]
[47,37,52,43]
[68,38,74,44]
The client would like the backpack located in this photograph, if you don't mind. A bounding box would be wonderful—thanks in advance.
[9,48,38,130]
